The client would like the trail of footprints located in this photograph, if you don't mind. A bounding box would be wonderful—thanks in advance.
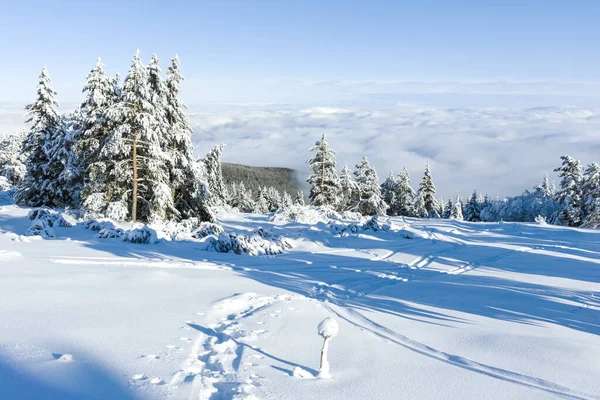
[131,293,298,400]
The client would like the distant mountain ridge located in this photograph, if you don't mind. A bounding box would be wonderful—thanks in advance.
[222,162,304,196]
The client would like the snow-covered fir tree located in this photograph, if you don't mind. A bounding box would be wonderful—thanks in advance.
[442,198,453,219]
[581,162,600,228]
[380,172,398,215]
[353,155,388,216]
[165,55,195,209]
[253,190,269,214]
[78,58,118,204]
[0,131,27,185]
[265,186,282,212]
[463,190,482,222]
[15,67,62,207]
[551,155,583,227]
[307,134,339,207]
[451,194,463,220]
[395,167,416,217]
[203,144,227,206]
[417,163,439,218]
[338,164,358,211]
[295,191,306,206]
[282,191,293,208]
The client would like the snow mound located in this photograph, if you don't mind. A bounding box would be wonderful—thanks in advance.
[317,317,339,338]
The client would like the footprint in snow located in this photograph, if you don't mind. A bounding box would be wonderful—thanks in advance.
[150,378,165,385]
[53,353,74,363]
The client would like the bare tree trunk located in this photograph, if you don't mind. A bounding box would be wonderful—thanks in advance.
[318,337,330,377]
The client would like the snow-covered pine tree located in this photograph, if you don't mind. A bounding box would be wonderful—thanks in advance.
[147,54,170,161]
[442,198,453,219]
[0,131,27,185]
[78,58,119,206]
[417,163,439,218]
[15,67,61,207]
[451,194,463,220]
[414,192,428,218]
[353,155,388,216]
[282,191,293,208]
[395,167,416,217]
[236,182,255,213]
[203,144,227,205]
[103,50,176,222]
[581,162,600,228]
[380,172,398,215]
[165,55,195,210]
[42,113,83,206]
[253,190,269,214]
[295,190,306,206]
[265,186,282,212]
[307,134,339,207]
[338,164,358,211]
[550,155,583,227]
[463,190,482,222]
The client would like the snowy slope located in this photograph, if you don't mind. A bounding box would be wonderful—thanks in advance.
[0,205,599,399]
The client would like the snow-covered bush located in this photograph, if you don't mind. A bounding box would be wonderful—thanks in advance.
[271,204,350,225]
[122,225,160,244]
[535,215,547,225]
[361,215,390,232]
[191,222,225,238]
[105,201,128,221]
[25,208,76,237]
[204,231,292,256]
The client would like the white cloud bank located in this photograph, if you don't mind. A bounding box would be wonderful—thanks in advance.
[2,103,599,199]
[188,104,600,199]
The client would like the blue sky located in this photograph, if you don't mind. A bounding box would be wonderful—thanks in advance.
[1,0,599,105]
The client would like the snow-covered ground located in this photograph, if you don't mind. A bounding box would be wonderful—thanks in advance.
[1,205,599,400]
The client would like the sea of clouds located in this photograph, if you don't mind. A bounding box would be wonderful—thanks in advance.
[2,102,599,199]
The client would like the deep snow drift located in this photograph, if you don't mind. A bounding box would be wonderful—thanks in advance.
[0,204,599,399]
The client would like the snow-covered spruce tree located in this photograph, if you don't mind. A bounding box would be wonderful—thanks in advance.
[338,164,358,211]
[451,194,463,220]
[581,162,600,228]
[307,134,339,207]
[103,50,177,222]
[265,186,282,212]
[253,190,269,214]
[15,67,61,207]
[78,58,119,206]
[442,198,453,219]
[395,167,416,217]
[42,113,83,206]
[203,144,227,206]
[463,190,482,222]
[165,55,195,210]
[282,191,293,208]
[380,172,398,215]
[550,155,583,227]
[416,163,440,218]
[353,155,388,216]
[295,190,305,206]
[414,192,428,218]
[480,194,496,222]
[0,131,27,185]
[236,182,255,213]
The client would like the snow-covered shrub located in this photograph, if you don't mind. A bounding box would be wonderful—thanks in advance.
[122,225,160,244]
[191,222,224,238]
[253,227,273,238]
[361,215,390,232]
[105,201,128,221]
[98,226,124,239]
[25,208,76,237]
[83,193,108,217]
[85,218,117,231]
[204,231,292,256]
[271,204,347,224]
[534,215,547,225]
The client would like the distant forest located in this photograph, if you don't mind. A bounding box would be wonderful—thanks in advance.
[222,163,303,197]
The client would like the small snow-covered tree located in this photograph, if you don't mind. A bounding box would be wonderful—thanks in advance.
[581,162,600,228]
[203,144,227,205]
[0,131,27,185]
[380,172,398,215]
[338,164,358,211]
[265,186,282,212]
[395,167,415,217]
[463,190,482,222]
[282,191,293,208]
[353,156,388,216]
[451,195,464,220]
[307,134,339,207]
[417,163,439,218]
[295,190,306,206]
[442,198,453,219]
[550,155,583,227]
[15,67,61,207]
[253,191,269,214]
